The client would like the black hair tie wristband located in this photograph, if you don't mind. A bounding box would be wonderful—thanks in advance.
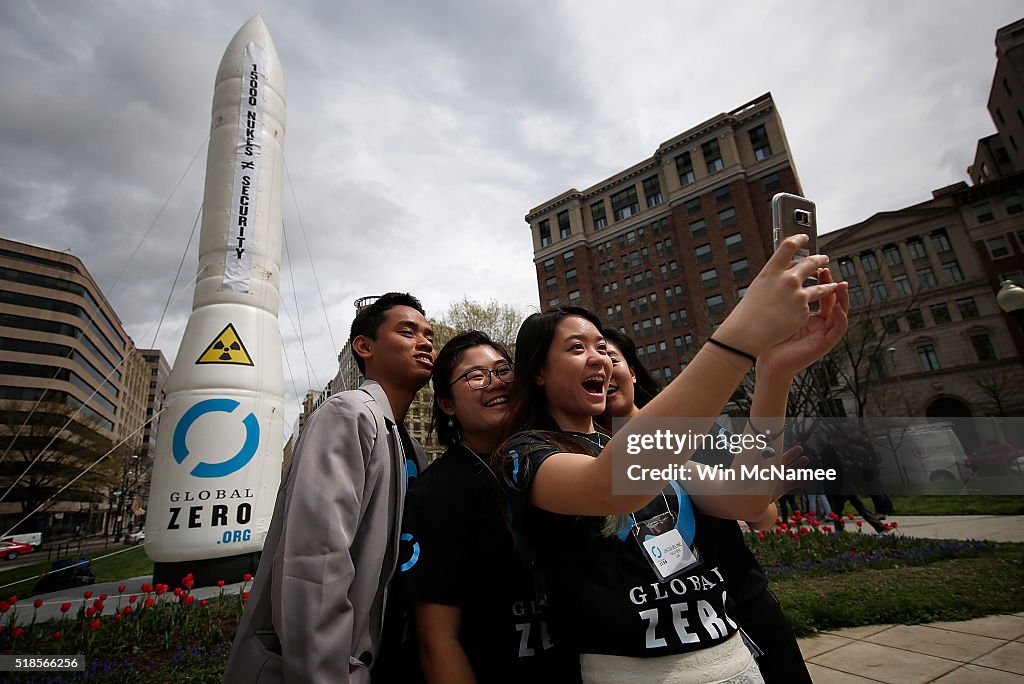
[707,337,757,365]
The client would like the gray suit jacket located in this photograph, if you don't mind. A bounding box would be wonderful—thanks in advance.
[224,380,427,684]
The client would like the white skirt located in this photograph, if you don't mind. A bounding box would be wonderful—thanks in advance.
[580,633,764,684]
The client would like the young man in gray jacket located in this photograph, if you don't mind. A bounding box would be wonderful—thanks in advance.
[225,292,434,684]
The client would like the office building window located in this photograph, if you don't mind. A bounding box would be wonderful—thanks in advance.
[706,294,725,315]
[713,185,732,203]
[736,285,748,299]
[725,232,743,253]
[700,268,719,289]
[687,219,707,239]
[538,219,551,247]
[685,197,702,215]
[633,322,642,337]
[892,274,911,295]
[676,152,695,186]
[611,186,640,221]
[917,344,940,371]
[643,175,663,207]
[956,297,979,319]
[860,252,879,272]
[907,238,926,259]
[591,200,607,230]
[568,290,581,304]
[565,268,577,285]
[703,139,724,173]
[695,244,713,263]
[839,258,856,278]
[731,259,750,279]
[870,281,887,302]
[674,336,683,353]
[749,124,772,160]
[849,285,865,307]
[557,211,571,240]
[882,244,902,266]
[975,203,994,222]
[545,276,557,291]
[762,172,780,191]
[882,315,900,334]
[930,230,951,253]
[1006,193,1023,215]
[916,267,937,289]
[1000,271,1024,285]
[987,236,1012,259]
[906,309,925,330]
[543,258,555,272]
[941,260,963,283]
[549,298,560,307]
[668,262,678,278]
[971,334,996,362]
[718,207,737,227]
[930,303,951,324]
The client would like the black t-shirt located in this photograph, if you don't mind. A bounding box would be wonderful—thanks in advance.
[502,431,738,658]
[399,444,580,683]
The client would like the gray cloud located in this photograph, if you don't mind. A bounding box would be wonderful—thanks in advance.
[1,0,1020,433]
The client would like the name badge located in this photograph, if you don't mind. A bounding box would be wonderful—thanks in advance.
[641,528,698,581]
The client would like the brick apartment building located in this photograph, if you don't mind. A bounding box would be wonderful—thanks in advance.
[525,93,801,383]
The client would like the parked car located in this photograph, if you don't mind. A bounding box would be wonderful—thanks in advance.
[0,532,43,547]
[0,540,33,560]
[967,444,1024,475]
[124,528,145,545]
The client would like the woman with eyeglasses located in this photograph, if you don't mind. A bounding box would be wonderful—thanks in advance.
[399,331,581,684]
[600,327,812,684]
[494,237,848,683]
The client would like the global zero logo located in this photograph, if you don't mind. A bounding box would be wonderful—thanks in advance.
[169,398,259,544]
[173,398,260,478]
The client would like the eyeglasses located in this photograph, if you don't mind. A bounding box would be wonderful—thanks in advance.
[450,363,514,390]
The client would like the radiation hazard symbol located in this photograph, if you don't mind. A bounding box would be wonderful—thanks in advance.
[195,324,254,366]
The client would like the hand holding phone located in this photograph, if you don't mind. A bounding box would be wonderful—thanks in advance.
[772,193,820,313]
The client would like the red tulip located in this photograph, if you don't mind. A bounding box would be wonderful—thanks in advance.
[145,597,155,608]
[141,583,152,593]
[200,599,208,607]
[99,594,108,601]
[83,591,93,599]
[60,602,71,613]
[8,595,17,604]
[847,514,855,520]
[85,607,96,618]
[88,618,101,631]
[33,599,43,609]
[122,606,132,616]
[217,580,225,588]
[118,585,126,593]
[129,595,137,604]
[93,599,104,609]
[891,521,899,528]
[52,631,61,641]
[12,627,24,639]
[242,591,250,601]
[243,573,253,582]
[0,601,10,614]
[114,613,122,622]
[856,521,863,528]
[184,595,195,606]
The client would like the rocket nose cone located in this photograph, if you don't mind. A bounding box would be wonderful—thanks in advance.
[216,14,284,93]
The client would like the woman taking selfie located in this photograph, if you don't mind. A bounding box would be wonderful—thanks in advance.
[400,331,580,683]
[495,236,847,683]
[600,327,812,684]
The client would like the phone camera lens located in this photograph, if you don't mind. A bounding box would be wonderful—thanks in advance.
[794,210,811,226]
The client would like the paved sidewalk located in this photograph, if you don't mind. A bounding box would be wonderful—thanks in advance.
[799,614,1024,683]
[795,514,1024,682]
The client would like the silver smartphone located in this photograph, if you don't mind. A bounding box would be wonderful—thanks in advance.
[772,193,819,313]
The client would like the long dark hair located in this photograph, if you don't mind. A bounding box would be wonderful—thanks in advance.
[430,330,512,448]
[601,327,661,409]
[494,306,607,485]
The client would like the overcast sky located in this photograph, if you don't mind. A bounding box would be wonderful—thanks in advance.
[2,1,1021,432]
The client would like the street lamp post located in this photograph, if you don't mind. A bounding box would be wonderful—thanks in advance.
[887,346,911,415]
[997,280,1024,331]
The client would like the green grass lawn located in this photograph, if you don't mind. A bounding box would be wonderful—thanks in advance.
[889,495,1024,515]
[0,544,154,596]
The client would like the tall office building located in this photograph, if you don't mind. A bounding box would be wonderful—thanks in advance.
[0,238,151,534]
[970,18,1024,184]
[525,93,802,383]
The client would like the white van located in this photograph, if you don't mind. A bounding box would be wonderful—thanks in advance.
[0,532,43,548]
[872,423,969,485]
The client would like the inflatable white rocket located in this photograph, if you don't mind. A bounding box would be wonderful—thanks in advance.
[146,15,285,585]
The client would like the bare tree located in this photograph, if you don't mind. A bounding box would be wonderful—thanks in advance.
[440,297,528,348]
[967,367,1024,417]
